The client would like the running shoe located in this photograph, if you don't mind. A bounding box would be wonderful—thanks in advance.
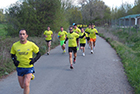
[47,52,49,55]
[63,50,66,53]
[83,53,85,56]
[91,50,94,54]
[31,74,35,80]
[70,65,73,69]
[73,58,76,64]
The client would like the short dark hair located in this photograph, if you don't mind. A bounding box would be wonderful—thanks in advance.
[69,26,73,29]
[60,26,63,28]
[19,29,27,34]
[74,23,77,26]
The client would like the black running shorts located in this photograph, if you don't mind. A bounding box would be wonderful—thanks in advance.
[45,40,52,42]
[80,43,86,47]
[68,47,77,53]
[86,37,90,41]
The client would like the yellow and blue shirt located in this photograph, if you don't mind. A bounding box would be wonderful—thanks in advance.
[58,31,67,41]
[10,41,39,68]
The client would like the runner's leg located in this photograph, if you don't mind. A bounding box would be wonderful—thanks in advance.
[18,76,24,89]
[23,73,32,94]
[69,52,73,65]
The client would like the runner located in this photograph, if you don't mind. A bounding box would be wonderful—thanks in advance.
[43,26,53,55]
[73,23,81,51]
[10,29,41,94]
[89,24,98,54]
[64,26,85,69]
[58,26,67,53]
[85,24,91,48]
[79,28,88,56]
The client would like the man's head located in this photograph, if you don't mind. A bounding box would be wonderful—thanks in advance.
[88,24,91,28]
[91,24,94,29]
[60,26,63,31]
[47,26,50,31]
[69,26,73,33]
[19,29,28,43]
[81,28,84,33]
[74,24,77,29]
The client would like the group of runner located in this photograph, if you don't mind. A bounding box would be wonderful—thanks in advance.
[10,23,98,94]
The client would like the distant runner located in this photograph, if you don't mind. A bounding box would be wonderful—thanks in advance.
[43,26,53,55]
[58,26,67,53]
[85,24,91,48]
[73,23,81,51]
[79,28,88,56]
[89,24,98,54]
[64,26,85,69]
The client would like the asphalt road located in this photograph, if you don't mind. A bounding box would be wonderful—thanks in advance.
[0,36,134,94]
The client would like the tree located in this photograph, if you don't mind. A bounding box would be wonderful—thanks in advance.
[0,9,6,23]
[79,0,111,25]
[6,0,69,36]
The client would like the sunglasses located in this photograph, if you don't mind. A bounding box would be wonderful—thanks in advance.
[69,29,73,30]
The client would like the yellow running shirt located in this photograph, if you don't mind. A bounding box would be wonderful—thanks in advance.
[85,27,91,37]
[10,41,39,68]
[43,30,53,40]
[58,31,67,41]
[67,32,79,47]
[79,32,88,44]
[73,27,81,35]
[89,28,98,39]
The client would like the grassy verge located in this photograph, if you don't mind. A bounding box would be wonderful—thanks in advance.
[99,27,140,94]
[0,35,59,78]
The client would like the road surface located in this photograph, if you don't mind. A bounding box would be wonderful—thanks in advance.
[0,36,133,94]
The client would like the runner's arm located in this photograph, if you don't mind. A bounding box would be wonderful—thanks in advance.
[11,54,19,67]
[85,31,90,34]
[79,33,86,38]
[29,52,41,65]
[64,37,68,44]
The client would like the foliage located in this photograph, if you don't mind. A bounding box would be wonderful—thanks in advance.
[0,24,7,36]
[0,9,6,23]
[5,0,69,37]
[80,0,111,24]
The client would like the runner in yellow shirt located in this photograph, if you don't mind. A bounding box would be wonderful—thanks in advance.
[10,29,41,94]
[58,26,67,53]
[64,26,85,69]
[85,24,91,48]
[43,26,53,55]
[79,28,88,56]
[73,23,81,50]
[89,24,98,54]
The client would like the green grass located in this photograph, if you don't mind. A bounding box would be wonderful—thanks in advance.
[99,27,140,94]
[0,24,7,36]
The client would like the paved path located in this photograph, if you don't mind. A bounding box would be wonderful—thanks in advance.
[0,36,133,94]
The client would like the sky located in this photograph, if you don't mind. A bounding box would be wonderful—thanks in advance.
[0,0,135,9]
[102,0,135,8]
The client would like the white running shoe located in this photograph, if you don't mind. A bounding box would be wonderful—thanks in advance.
[47,52,49,55]
[82,53,85,56]
[91,50,94,54]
